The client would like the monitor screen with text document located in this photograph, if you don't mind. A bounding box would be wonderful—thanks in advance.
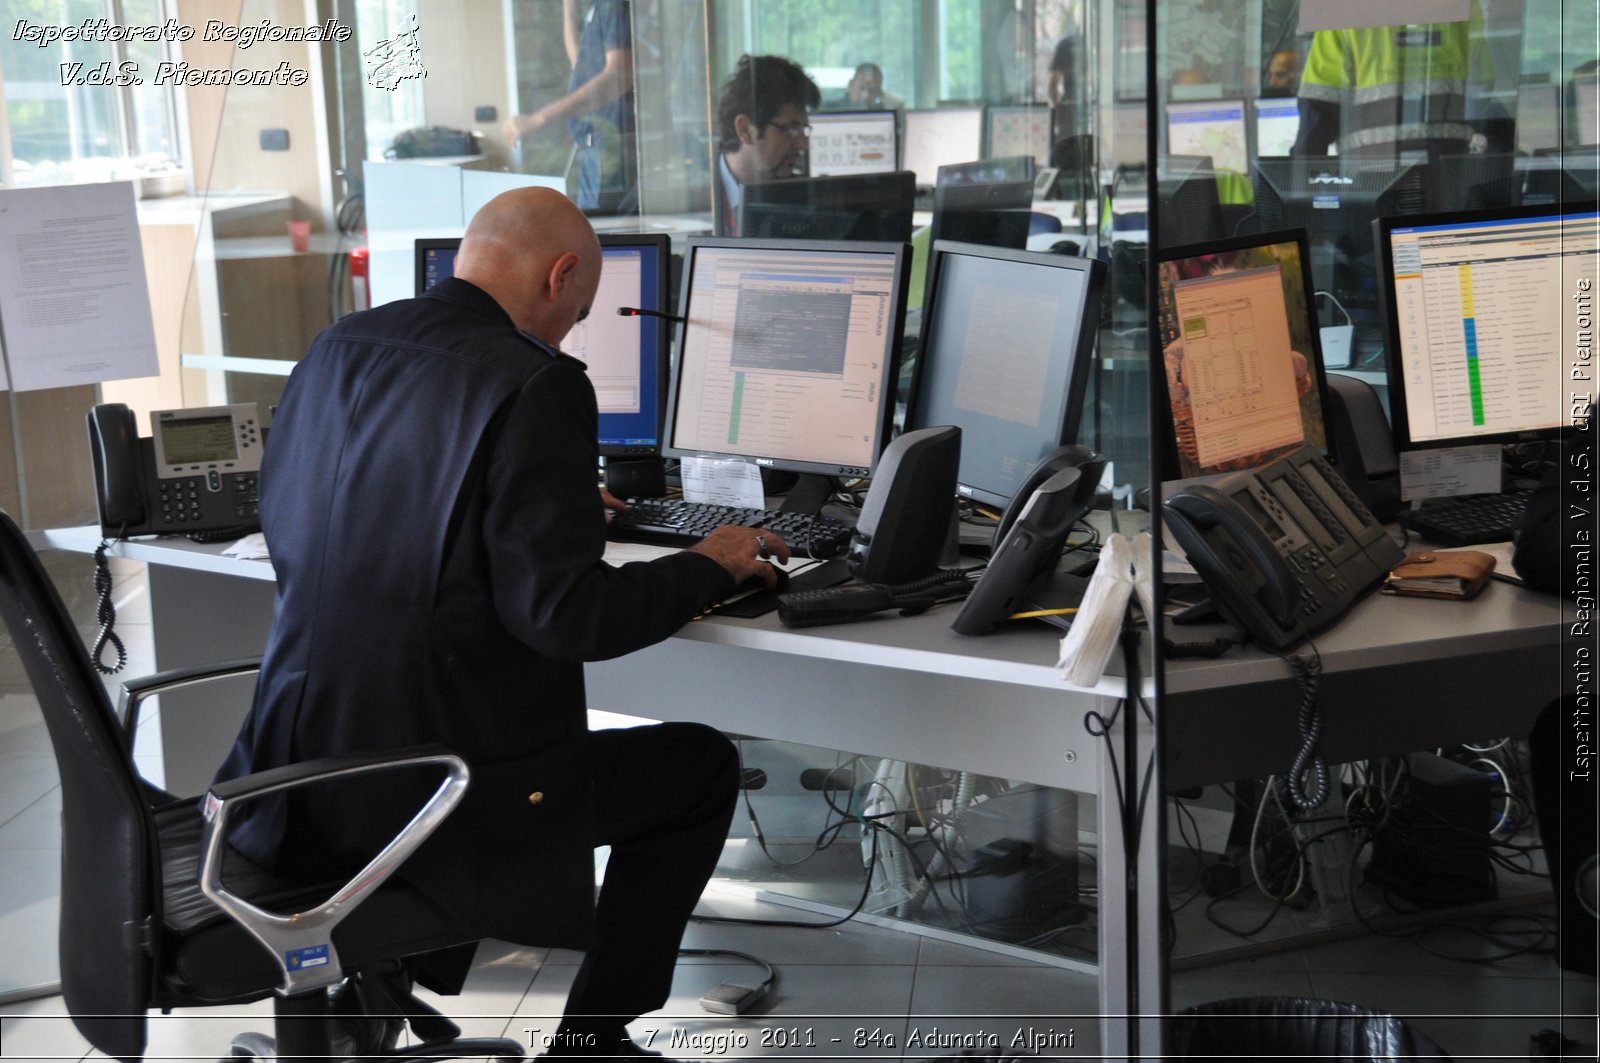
[905,241,1105,509]
[664,239,911,480]
[414,234,671,457]
[1377,204,1599,450]
[901,108,984,188]
[1155,231,1333,479]
[806,111,899,176]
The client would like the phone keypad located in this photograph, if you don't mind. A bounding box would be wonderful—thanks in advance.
[158,474,259,525]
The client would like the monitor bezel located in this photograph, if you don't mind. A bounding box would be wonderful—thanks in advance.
[904,239,1107,511]
[1375,201,1597,451]
[737,170,917,242]
[662,236,913,481]
[412,233,673,459]
[804,109,900,177]
[1152,227,1337,481]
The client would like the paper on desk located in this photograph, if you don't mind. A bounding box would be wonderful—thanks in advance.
[223,533,270,560]
[1399,444,1501,501]
[680,456,766,509]
[603,540,681,565]
[1057,533,1135,687]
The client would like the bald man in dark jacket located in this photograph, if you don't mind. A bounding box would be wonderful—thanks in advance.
[215,188,790,1053]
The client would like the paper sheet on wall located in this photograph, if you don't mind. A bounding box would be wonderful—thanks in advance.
[1298,0,1468,32]
[0,181,158,391]
[680,456,767,509]
[1398,444,1502,501]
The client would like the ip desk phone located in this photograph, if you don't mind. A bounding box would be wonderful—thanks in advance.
[1163,446,1403,651]
[88,402,266,540]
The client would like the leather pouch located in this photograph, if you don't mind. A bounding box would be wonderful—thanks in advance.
[1382,549,1496,600]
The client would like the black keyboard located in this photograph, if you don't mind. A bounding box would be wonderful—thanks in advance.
[1397,490,1532,546]
[607,497,856,558]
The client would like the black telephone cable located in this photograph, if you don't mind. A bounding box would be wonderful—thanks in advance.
[91,538,127,675]
[1280,646,1328,811]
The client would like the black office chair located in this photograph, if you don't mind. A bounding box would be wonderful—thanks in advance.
[0,509,522,1062]
[1171,996,1452,1059]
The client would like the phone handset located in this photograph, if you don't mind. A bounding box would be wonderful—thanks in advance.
[1164,484,1303,649]
[87,403,147,536]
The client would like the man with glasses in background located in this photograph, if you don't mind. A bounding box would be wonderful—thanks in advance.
[711,54,821,236]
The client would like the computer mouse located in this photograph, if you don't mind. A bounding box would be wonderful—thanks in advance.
[747,561,789,594]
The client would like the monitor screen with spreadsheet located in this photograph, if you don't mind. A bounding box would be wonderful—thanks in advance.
[806,110,899,176]
[414,234,672,458]
[1377,204,1600,449]
[905,241,1105,509]
[663,239,911,480]
[1154,230,1334,479]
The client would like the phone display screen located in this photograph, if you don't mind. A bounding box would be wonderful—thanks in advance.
[158,415,238,465]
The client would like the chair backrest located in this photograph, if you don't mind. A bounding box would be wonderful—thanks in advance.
[0,512,153,1060]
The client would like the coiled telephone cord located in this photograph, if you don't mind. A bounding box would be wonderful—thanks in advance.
[91,539,126,675]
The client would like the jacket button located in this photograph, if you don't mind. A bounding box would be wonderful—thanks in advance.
[528,791,544,804]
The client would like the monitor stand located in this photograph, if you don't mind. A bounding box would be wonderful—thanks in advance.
[778,473,838,514]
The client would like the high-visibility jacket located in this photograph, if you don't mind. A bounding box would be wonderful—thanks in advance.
[1295,11,1487,156]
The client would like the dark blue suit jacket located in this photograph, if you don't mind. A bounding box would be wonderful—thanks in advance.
[215,279,733,947]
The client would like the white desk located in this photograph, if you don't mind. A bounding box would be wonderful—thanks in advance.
[35,526,1570,1055]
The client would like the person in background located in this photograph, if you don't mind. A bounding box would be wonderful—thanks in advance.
[1047,32,1080,138]
[846,62,903,110]
[503,0,636,212]
[712,54,822,236]
[1262,48,1300,96]
[1291,6,1489,159]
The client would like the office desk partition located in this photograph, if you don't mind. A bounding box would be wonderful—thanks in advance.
[34,525,1569,1053]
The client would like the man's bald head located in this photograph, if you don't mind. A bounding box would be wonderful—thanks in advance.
[454,187,602,342]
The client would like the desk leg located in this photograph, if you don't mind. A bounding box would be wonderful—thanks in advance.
[1094,689,1165,1059]
[145,565,275,795]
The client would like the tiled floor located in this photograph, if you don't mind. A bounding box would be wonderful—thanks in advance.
[0,555,1594,1060]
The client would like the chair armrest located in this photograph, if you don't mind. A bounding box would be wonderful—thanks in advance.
[198,746,470,996]
[115,656,263,748]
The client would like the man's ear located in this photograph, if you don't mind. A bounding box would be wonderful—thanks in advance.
[546,251,580,298]
[734,113,756,145]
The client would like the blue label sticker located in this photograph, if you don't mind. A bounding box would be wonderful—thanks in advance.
[286,944,329,970]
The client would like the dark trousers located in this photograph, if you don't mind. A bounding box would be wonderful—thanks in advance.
[561,722,739,1026]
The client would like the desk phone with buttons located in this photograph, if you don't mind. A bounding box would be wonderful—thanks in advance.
[88,402,265,540]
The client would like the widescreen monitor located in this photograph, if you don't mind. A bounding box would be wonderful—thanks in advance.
[986,105,1053,169]
[1154,229,1334,480]
[738,170,916,242]
[928,156,1035,251]
[1166,99,1248,175]
[1376,203,1599,450]
[901,108,984,188]
[806,110,899,176]
[413,234,672,458]
[1253,96,1300,157]
[906,241,1105,509]
[664,239,912,484]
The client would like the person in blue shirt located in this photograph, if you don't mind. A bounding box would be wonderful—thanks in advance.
[504,0,635,212]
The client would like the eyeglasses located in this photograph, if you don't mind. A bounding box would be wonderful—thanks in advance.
[766,121,811,138]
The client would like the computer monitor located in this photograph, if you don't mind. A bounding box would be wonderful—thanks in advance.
[1158,154,1225,249]
[905,241,1105,510]
[986,105,1053,169]
[1154,229,1334,480]
[928,157,1035,251]
[1253,157,1428,306]
[1253,96,1301,158]
[806,110,899,176]
[664,238,912,491]
[738,171,916,242]
[413,234,672,459]
[1375,203,1599,450]
[901,108,985,188]
[1577,79,1599,147]
[1166,99,1248,175]
[1516,82,1562,156]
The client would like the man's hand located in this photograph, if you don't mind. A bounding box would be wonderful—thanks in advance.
[600,486,627,516]
[689,525,791,588]
[502,111,547,142]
